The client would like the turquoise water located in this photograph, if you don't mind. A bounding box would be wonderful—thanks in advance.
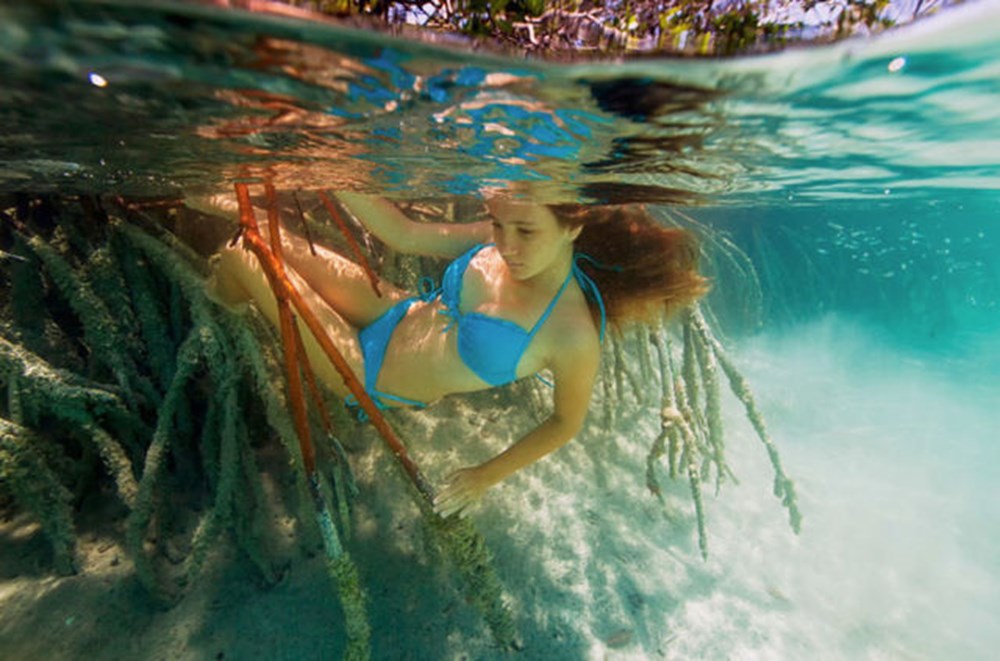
[1,1,999,659]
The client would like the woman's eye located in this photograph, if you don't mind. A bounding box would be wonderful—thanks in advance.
[518,229,533,237]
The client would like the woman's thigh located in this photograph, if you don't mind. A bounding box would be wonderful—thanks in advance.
[276,228,408,328]
[212,243,364,400]
[189,195,403,328]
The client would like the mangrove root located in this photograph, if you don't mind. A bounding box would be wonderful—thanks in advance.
[645,303,802,559]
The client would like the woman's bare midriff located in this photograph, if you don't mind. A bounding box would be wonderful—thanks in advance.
[373,298,491,404]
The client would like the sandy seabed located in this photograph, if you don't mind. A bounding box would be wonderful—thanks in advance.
[2,315,998,660]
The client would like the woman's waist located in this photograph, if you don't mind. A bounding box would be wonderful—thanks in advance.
[376,351,488,402]
[376,303,489,399]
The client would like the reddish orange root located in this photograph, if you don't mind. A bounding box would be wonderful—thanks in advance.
[233,182,434,500]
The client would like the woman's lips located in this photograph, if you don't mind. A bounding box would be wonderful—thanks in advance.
[502,256,523,269]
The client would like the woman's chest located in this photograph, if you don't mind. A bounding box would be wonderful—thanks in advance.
[458,254,545,330]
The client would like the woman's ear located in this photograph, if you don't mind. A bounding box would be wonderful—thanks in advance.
[568,225,583,242]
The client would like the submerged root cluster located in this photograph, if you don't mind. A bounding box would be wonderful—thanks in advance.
[666,307,800,558]
[0,194,367,655]
[603,294,801,559]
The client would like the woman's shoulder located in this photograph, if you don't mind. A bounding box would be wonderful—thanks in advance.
[454,243,505,284]
[444,241,493,281]
[548,287,601,352]
[542,292,601,385]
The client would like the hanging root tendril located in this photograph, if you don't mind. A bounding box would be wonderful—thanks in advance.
[645,302,801,559]
[233,181,372,658]
[691,306,802,534]
[645,428,667,500]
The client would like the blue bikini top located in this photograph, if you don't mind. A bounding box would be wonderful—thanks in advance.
[419,243,608,387]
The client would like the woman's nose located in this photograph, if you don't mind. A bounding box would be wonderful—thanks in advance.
[496,231,514,253]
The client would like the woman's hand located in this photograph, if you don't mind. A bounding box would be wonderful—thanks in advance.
[433,466,493,518]
[431,323,599,518]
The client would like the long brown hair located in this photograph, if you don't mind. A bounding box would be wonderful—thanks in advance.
[550,204,710,328]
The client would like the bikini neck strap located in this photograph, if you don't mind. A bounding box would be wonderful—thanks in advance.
[572,253,620,343]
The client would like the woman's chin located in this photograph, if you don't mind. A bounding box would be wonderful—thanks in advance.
[508,266,533,280]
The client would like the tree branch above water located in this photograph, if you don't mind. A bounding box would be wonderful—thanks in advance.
[263,0,963,56]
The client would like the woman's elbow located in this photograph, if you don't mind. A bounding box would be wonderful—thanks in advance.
[547,412,585,445]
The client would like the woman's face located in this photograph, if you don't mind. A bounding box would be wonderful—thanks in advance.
[486,199,580,281]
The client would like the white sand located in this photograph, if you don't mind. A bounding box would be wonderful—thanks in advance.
[1,314,997,660]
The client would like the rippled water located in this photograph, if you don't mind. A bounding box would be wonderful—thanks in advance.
[3,1,998,204]
[1,1,999,658]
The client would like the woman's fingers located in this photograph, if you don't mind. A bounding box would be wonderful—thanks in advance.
[433,485,468,518]
[434,494,467,518]
[433,470,475,518]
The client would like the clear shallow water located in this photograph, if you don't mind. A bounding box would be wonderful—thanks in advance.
[700,318,1000,659]
[1,0,999,658]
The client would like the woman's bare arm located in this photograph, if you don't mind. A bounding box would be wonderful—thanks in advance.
[434,323,601,516]
[335,192,492,258]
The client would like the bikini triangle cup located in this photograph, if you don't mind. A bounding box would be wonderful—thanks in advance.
[426,249,619,387]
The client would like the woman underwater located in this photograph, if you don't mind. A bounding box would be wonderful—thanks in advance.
[210,192,709,516]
